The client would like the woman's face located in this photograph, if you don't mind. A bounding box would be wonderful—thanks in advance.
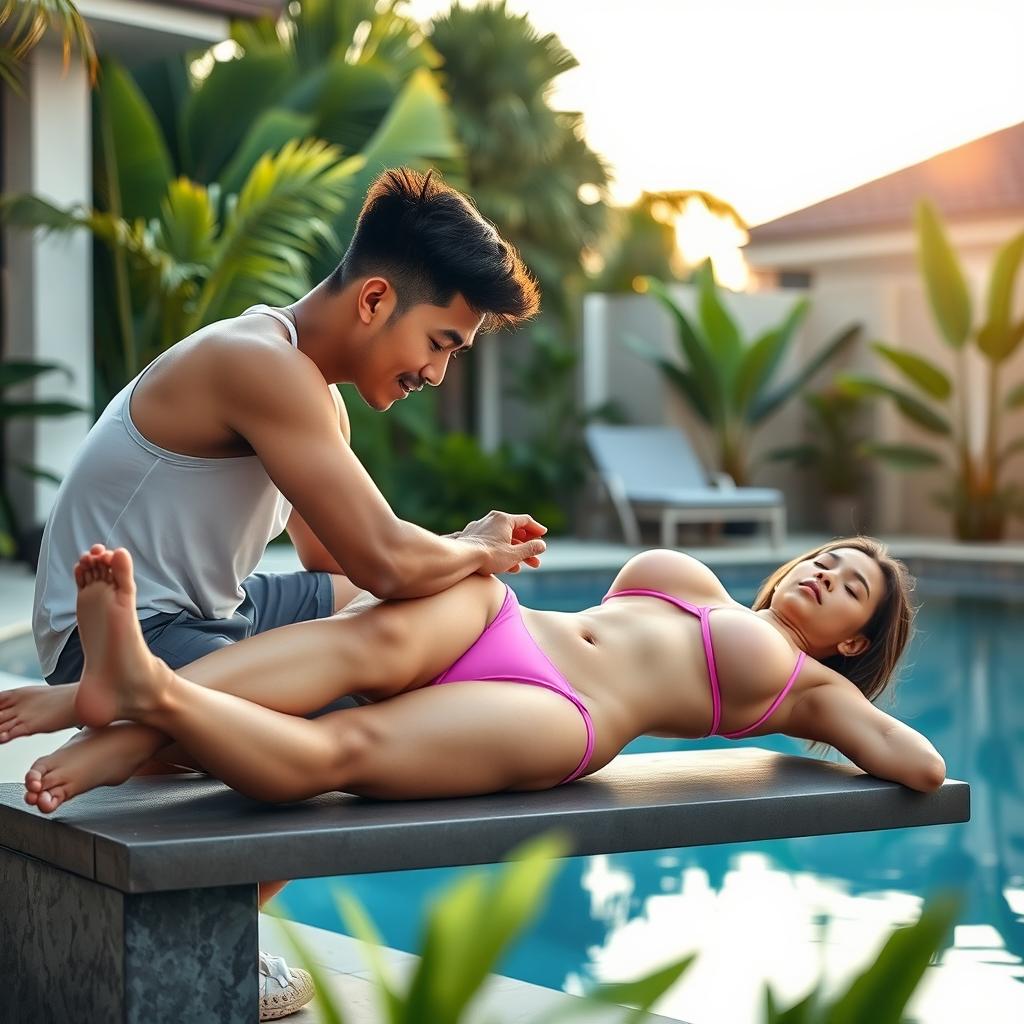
[771,546,886,656]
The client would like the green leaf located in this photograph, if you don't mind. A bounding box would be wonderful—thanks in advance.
[0,400,85,419]
[155,178,217,270]
[861,442,945,469]
[640,277,724,425]
[314,60,399,155]
[978,230,1024,361]
[1005,380,1024,409]
[336,891,404,1022]
[871,343,951,400]
[95,60,173,221]
[826,893,960,1024]
[915,199,972,349]
[0,361,72,390]
[695,259,742,382]
[750,322,861,424]
[0,192,89,232]
[405,832,570,1023]
[192,139,361,328]
[13,462,62,485]
[840,375,952,435]
[218,108,318,200]
[181,50,297,183]
[267,908,350,1024]
[322,67,463,270]
[733,298,810,414]
[765,443,819,465]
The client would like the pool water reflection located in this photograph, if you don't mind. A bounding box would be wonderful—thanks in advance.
[282,581,1024,1023]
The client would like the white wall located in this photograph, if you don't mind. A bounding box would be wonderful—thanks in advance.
[604,212,1024,540]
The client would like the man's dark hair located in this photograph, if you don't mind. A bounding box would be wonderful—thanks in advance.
[328,168,540,331]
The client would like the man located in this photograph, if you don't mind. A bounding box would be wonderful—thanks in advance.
[28,167,543,1019]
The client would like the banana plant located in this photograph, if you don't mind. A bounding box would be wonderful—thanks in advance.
[838,199,1024,540]
[0,360,84,558]
[631,261,861,485]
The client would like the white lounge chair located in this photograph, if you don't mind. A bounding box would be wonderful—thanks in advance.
[585,424,786,548]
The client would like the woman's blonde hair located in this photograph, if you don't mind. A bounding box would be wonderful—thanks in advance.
[752,535,916,703]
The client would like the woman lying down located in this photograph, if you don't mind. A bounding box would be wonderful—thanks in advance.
[2,536,945,813]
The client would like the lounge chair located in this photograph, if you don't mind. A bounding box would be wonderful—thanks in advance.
[585,424,786,548]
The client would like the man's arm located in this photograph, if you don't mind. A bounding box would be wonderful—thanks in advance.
[286,384,349,574]
[224,344,545,599]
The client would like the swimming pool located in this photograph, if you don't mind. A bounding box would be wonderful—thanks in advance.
[281,573,1023,1023]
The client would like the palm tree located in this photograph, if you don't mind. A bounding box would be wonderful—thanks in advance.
[428,1,611,320]
[2,0,461,402]
[0,0,96,92]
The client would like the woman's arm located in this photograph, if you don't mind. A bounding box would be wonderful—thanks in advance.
[788,681,946,792]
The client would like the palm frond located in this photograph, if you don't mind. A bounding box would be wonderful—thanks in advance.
[191,139,362,329]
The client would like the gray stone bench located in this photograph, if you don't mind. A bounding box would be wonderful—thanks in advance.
[1,748,970,1023]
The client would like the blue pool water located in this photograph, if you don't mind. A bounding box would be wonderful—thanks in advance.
[279,576,1024,1022]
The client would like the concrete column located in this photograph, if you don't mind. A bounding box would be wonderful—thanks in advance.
[581,292,609,409]
[476,336,501,453]
[3,44,93,534]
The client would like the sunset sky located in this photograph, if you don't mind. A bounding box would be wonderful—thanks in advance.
[407,0,1024,227]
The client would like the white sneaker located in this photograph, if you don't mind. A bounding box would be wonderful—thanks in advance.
[258,949,315,1021]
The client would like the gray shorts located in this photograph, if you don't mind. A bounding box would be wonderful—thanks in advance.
[47,570,335,685]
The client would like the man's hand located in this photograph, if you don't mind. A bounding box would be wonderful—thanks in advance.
[458,511,547,575]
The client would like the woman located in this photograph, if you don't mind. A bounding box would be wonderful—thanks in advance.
[4,536,946,812]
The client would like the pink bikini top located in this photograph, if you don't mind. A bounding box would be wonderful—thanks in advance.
[602,588,806,739]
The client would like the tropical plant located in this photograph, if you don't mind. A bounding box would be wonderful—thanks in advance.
[1,0,461,404]
[0,0,96,93]
[273,832,696,1024]
[272,830,960,1024]
[2,139,363,390]
[0,360,83,557]
[838,199,1024,540]
[631,261,861,485]
[767,387,873,498]
[428,0,610,322]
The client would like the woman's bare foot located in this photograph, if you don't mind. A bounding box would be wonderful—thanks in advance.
[73,546,175,730]
[23,725,166,813]
[0,683,79,742]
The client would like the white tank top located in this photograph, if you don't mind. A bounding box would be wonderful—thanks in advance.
[33,305,298,675]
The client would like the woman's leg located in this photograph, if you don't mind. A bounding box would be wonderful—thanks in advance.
[58,552,589,806]
[28,547,506,809]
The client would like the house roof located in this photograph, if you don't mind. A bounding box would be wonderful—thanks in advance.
[749,120,1024,243]
[156,0,285,17]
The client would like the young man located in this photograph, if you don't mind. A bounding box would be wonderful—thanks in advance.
[27,167,543,1020]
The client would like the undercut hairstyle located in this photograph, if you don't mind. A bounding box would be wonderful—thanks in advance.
[327,168,540,332]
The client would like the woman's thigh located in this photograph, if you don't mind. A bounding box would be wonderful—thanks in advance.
[329,681,593,799]
[176,574,505,709]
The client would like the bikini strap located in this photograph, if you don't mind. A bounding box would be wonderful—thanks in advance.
[721,650,807,740]
[602,588,703,616]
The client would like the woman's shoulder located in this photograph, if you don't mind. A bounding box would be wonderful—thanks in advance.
[606,549,733,604]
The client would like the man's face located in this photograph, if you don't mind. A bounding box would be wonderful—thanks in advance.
[356,292,484,411]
